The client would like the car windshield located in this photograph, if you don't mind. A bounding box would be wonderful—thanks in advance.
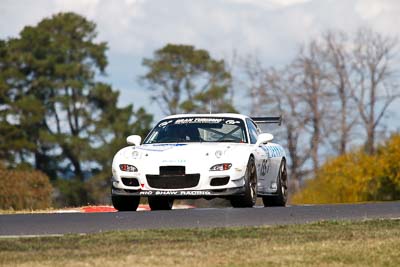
[144,117,248,144]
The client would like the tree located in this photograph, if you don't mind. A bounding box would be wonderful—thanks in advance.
[292,40,334,174]
[241,57,313,193]
[0,12,152,205]
[0,39,39,166]
[351,28,399,154]
[322,31,357,155]
[265,67,311,193]
[2,12,109,182]
[142,44,235,115]
[243,27,399,192]
[247,41,333,179]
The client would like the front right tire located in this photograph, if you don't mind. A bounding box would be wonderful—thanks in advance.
[112,195,140,211]
[148,197,174,210]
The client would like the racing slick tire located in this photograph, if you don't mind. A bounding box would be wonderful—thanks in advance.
[148,197,174,210]
[230,157,257,208]
[262,160,288,207]
[112,195,140,211]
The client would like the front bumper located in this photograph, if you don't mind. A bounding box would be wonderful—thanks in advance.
[112,186,246,198]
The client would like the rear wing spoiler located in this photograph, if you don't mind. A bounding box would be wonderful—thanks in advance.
[251,116,282,126]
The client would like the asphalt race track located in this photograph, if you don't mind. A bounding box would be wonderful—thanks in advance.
[0,202,399,236]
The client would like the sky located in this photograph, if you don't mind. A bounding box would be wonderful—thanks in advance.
[1,0,400,122]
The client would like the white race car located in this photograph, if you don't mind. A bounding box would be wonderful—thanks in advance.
[111,113,288,211]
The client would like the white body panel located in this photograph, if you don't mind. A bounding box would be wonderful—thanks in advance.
[111,113,286,198]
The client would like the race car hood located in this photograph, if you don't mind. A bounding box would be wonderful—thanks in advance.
[136,143,242,162]
[114,142,250,172]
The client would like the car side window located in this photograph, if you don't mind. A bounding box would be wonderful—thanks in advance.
[246,119,259,144]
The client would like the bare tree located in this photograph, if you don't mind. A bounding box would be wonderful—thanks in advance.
[351,28,399,154]
[292,41,332,174]
[241,27,399,192]
[322,31,357,155]
[240,57,311,192]
[264,67,311,193]
[240,56,274,116]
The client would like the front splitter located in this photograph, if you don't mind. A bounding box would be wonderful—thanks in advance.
[112,186,246,198]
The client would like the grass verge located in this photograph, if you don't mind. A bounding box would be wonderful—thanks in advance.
[0,219,399,267]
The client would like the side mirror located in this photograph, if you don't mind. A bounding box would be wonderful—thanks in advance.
[255,133,274,146]
[126,135,142,146]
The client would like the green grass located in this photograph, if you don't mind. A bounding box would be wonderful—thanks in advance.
[0,219,399,267]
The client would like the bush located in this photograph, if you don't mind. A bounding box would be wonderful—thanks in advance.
[53,179,88,208]
[374,134,400,200]
[292,134,400,204]
[0,164,53,210]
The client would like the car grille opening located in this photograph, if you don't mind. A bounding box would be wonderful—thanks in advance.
[159,166,185,176]
[210,176,230,186]
[146,174,200,189]
[121,178,140,187]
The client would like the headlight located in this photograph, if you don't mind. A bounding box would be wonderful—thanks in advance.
[210,163,232,171]
[119,164,138,172]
